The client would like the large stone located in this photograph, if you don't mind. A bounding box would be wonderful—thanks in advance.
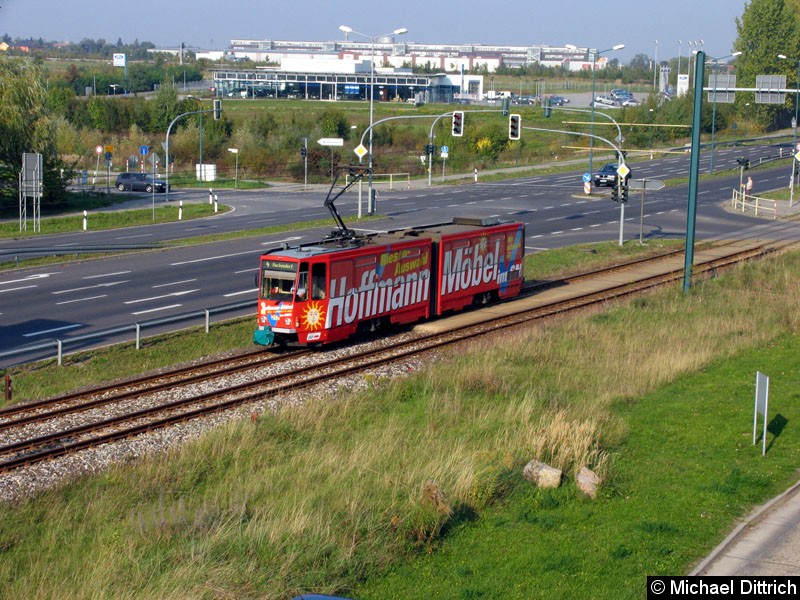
[523,460,562,488]
[576,466,601,498]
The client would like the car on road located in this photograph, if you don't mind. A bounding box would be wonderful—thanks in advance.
[592,95,617,107]
[549,95,569,106]
[115,172,169,193]
[593,163,619,187]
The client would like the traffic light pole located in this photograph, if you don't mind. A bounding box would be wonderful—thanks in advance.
[303,137,308,190]
[521,124,626,245]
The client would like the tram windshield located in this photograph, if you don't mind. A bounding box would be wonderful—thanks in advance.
[260,260,298,301]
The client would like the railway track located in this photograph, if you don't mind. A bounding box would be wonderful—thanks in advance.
[0,239,794,475]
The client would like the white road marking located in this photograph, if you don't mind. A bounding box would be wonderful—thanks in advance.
[23,323,83,337]
[52,281,128,294]
[224,288,258,297]
[131,304,182,315]
[56,294,108,305]
[124,290,198,304]
[152,279,197,288]
[83,271,131,279]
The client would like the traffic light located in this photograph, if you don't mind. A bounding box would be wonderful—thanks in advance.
[543,98,551,118]
[508,114,521,140]
[736,157,750,170]
[620,180,629,204]
[611,182,620,203]
[300,146,307,158]
[501,97,510,116]
[451,111,464,137]
[424,143,436,155]
[213,98,222,120]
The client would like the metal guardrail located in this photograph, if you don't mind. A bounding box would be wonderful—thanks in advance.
[0,299,255,367]
[730,188,777,219]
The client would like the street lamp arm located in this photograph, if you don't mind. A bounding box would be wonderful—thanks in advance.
[164,108,215,202]
[550,106,622,147]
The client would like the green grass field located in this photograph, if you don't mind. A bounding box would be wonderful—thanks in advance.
[1,246,799,599]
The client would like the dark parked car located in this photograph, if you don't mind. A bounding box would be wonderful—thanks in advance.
[115,172,169,193]
[549,95,569,106]
[593,163,619,187]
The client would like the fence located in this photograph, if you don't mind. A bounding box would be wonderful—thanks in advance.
[0,299,255,368]
[345,172,411,190]
[730,188,778,220]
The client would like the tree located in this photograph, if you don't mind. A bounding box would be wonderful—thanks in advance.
[0,56,68,210]
[148,82,180,133]
[734,0,800,128]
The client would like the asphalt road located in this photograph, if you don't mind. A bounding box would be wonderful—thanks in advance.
[0,142,797,366]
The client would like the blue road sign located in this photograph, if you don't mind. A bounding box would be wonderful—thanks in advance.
[582,172,592,183]
[140,145,149,155]
[441,145,449,154]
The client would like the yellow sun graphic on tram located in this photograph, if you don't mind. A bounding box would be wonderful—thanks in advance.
[301,301,325,331]
[477,235,489,256]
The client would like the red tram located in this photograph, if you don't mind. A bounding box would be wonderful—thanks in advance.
[253,216,525,347]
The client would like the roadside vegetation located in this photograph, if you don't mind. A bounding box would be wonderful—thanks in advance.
[1,250,800,599]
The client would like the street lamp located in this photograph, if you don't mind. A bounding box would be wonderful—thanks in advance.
[339,24,408,217]
[687,40,704,88]
[227,148,239,189]
[708,51,742,174]
[187,95,205,188]
[778,54,800,205]
[653,40,659,90]
[109,84,119,96]
[587,43,625,181]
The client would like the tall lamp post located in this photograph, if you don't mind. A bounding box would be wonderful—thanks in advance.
[778,54,800,206]
[339,24,408,216]
[586,43,624,182]
[653,40,659,90]
[187,95,206,188]
[708,52,742,175]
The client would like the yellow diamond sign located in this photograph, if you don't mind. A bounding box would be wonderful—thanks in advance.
[617,164,630,179]
[354,144,368,159]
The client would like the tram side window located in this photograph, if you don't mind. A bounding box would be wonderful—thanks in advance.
[295,269,309,301]
[311,264,326,300]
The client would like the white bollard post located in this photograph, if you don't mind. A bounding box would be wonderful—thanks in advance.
[214,194,219,213]
[179,200,183,220]
[208,188,213,204]
[82,210,88,231]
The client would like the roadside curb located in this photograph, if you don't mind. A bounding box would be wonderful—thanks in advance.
[689,476,800,575]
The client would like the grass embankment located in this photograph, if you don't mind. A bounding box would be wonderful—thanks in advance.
[0,200,227,239]
[2,244,800,599]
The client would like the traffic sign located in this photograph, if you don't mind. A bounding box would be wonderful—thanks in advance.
[139,145,149,155]
[627,179,665,191]
[354,144,368,159]
[441,145,449,154]
[616,164,631,180]
[95,145,103,155]
[582,173,592,183]
[317,137,344,147]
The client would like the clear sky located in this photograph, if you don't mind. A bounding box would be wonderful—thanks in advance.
[1,0,746,62]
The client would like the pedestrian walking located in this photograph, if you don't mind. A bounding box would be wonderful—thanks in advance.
[746,176,753,198]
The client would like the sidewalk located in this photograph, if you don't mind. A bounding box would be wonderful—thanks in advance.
[692,480,800,575]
